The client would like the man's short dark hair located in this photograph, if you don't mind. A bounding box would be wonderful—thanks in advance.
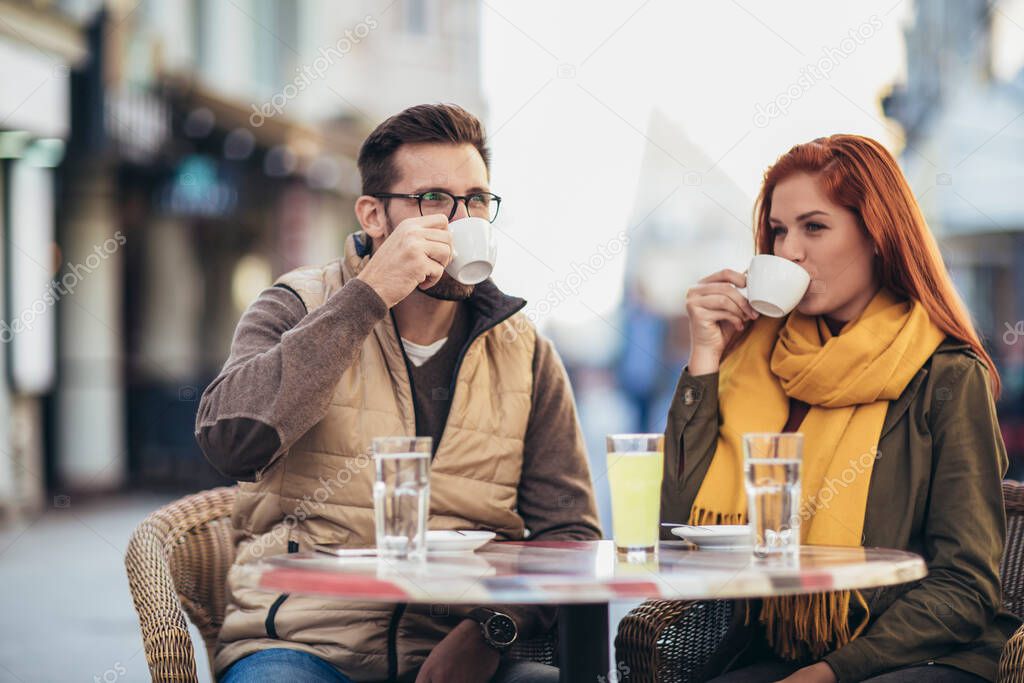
[357,103,490,195]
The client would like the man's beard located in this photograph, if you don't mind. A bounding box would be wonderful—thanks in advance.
[422,271,475,301]
[383,217,474,301]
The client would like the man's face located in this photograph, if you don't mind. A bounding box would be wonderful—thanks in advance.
[379,142,491,301]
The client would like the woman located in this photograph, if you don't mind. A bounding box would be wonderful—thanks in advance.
[662,134,1020,682]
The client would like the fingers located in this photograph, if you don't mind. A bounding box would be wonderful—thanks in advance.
[393,214,449,238]
[701,308,748,332]
[411,213,450,231]
[422,240,453,267]
[698,268,747,289]
[412,223,453,262]
[686,290,757,325]
[418,259,446,289]
[392,220,453,267]
[418,227,453,249]
[692,283,758,319]
[692,294,750,325]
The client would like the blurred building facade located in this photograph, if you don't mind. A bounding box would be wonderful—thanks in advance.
[0,0,87,515]
[0,0,486,514]
[884,0,1024,472]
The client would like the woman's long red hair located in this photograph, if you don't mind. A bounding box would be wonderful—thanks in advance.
[752,134,1000,397]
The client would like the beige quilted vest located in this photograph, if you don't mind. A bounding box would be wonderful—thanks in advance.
[215,233,536,681]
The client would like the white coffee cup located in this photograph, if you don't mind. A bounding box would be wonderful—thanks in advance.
[745,254,811,317]
[445,216,498,285]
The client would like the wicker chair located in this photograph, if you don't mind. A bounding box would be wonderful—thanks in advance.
[125,486,556,683]
[125,487,237,681]
[618,480,1024,683]
[999,480,1024,681]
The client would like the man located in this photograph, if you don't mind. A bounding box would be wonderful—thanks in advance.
[196,103,601,683]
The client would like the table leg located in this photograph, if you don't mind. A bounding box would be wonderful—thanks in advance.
[558,602,609,683]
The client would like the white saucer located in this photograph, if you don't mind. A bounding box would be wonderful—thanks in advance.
[426,530,496,553]
[669,524,752,549]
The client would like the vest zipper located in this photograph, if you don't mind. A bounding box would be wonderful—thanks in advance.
[386,299,527,403]
[445,305,527,399]
[388,303,526,457]
[387,603,407,681]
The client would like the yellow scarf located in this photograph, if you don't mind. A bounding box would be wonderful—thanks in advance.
[689,287,945,659]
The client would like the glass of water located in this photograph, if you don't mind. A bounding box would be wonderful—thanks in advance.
[372,436,431,560]
[743,433,802,558]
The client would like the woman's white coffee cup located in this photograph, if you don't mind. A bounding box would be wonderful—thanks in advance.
[445,216,498,285]
[745,254,811,317]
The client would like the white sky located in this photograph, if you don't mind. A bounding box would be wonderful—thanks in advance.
[479,0,1024,330]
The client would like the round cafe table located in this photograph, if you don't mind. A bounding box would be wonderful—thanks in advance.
[235,539,926,683]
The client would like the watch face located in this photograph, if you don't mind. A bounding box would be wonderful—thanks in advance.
[487,615,517,646]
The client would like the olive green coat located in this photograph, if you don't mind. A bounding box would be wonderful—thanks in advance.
[661,338,1021,681]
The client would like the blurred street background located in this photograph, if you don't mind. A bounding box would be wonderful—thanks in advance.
[1,0,1023,680]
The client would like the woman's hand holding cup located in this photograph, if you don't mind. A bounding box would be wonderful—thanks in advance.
[685,269,759,376]
[686,256,812,375]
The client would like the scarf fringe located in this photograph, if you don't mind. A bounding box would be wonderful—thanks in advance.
[760,590,870,660]
[688,506,745,526]
[689,506,871,660]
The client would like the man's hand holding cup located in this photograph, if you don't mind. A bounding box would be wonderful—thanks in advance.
[357,215,453,308]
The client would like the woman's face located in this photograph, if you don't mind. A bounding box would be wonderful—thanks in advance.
[768,172,880,322]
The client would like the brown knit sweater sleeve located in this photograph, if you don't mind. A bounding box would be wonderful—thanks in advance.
[195,279,388,481]
[478,332,603,640]
[517,333,602,542]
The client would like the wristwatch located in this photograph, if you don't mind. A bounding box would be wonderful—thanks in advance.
[469,607,518,651]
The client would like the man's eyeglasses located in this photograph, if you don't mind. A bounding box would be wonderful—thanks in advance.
[371,190,502,223]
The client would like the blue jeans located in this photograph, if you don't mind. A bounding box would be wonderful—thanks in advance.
[220,649,354,683]
[220,648,559,683]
